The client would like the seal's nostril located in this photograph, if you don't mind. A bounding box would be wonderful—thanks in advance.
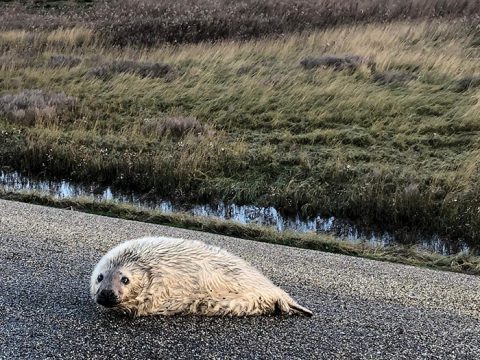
[100,289,115,299]
[97,289,118,307]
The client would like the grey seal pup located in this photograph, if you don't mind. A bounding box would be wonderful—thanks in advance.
[90,236,312,317]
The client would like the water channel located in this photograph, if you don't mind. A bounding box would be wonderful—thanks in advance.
[0,170,470,255]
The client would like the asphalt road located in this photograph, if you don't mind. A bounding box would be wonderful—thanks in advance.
[1,199,480,359]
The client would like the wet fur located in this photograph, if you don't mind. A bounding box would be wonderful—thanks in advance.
[90,237,312,317]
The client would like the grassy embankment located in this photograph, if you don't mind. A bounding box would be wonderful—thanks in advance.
[1,20,479,245]
[3,190,480,275]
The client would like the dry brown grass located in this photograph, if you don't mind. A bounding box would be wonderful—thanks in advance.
[0,90,76,126]
[0,0,479,46]
[46,27,94,47]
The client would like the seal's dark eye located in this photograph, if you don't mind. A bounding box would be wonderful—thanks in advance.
[97,274,103,282]
[121,276,129,285]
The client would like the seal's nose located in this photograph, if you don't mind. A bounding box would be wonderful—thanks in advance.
[96,289,118,307]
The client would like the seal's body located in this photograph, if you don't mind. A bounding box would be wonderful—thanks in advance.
[90,236,312,317]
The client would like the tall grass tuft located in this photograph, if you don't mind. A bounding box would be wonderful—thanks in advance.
[0,90,76,126]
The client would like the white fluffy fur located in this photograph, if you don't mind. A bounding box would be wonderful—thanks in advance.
[90,236,312,317]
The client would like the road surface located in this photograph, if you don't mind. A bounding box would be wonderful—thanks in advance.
[1,199,479,359]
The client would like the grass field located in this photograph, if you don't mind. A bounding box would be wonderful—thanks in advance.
[0,2,479,248]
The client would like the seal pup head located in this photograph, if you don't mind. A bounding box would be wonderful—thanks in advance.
[90,247,149,315]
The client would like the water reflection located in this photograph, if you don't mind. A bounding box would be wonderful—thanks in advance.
[0,170,470,255]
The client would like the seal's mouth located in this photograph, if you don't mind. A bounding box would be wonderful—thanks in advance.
[96,289,120,308]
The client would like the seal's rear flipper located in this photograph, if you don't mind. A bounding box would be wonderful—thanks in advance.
[289,303,313,317]
[275,298,313,316]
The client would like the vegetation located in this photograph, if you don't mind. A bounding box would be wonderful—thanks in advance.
[3,190,480,275]
[0,89,76,126]
[1,1,479,45]
[0,1,479,252]
[87,60,174,80]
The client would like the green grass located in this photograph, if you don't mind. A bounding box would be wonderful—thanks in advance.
[0,20,479,246]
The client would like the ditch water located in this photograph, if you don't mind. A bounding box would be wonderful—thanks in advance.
[0,170,470,255]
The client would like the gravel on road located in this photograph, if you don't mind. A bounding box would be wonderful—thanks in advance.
[1,199,479,359]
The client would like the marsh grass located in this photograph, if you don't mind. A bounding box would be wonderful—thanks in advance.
[0,90,76,126]
[2,0,479,46]
[0,20,479,246]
